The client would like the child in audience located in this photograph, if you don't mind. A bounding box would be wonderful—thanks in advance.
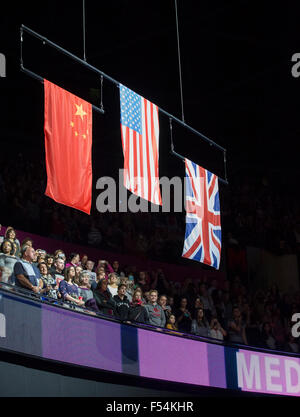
[166,314,178,331]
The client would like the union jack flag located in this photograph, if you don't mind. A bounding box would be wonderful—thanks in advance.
[119,84,162,206]
[182,158,222,269]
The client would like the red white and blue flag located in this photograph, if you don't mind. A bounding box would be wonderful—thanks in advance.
[182,158,222,269]
[120,84,162,206]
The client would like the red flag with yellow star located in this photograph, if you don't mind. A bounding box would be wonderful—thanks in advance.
[44,79,92,214]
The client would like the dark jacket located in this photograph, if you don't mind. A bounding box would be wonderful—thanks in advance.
[128,303,149,324]
[93,288,115,316]
[113,294,130,321]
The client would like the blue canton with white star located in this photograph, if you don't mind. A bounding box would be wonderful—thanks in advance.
[120,84,142,135]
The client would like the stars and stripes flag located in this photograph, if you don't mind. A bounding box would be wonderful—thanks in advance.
[182,158,222,269]
[119,84,162,206]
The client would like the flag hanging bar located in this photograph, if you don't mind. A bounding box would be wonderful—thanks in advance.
[83,0,87,61]
[20,24,227,167]
[170,147,228,186]
[21,25,118,85]
[20,65,105,115]
[174,0,185,123]
[169,118,228,185]
[20,27,104,115]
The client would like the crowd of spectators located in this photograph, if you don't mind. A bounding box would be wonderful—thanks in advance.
[1,224,300,353]
[221,171,300,257]
[0,152,300,353]
[0,154,185,264]
[0,154,299,268]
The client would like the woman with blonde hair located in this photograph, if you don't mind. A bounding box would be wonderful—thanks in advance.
[78,271,99,312]
[107,272,120,297]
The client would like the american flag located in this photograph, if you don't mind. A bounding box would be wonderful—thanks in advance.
[182,158,222,269]
[120,84,162,206]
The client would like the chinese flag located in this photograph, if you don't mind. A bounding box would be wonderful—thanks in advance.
[44,79,92,214]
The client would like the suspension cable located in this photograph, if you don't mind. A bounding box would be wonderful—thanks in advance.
[175,0,185,123]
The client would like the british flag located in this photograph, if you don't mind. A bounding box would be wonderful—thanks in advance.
[182,158,222,269]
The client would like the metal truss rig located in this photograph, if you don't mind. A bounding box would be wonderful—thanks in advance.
[20,24,228,185]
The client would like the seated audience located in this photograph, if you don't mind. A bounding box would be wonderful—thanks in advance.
[107,272,120,297]
[151,269,170,295]
[158,294,172,321]
[5,226,21,257]
[59,266,85,308]
[191,296,204,320]
[0,224,4,244]
[144,289,166,328]
[113,283,130,321]
[91,270,106,291]
[45,254,55,274]
[136,270,150,292]
[54,249,66,263]
[112,260,123,276]
[122,276,136,300]
[135,286,147,304]
[85,260,96,283]
[12,245,40,293]
[0,239,19,283]
[227,306,248,345]
[96,259,114,279]
[38,261,59,299]
[93,278,115,316]
[78,271,99,312]
[36,249,47,264]
[52,257,65,286]
[209,317,227,341]
[80,254,88,269]
[191,308,211,337]
[32,248,41,274]
[2,205,300,354]
[21,237,34,251]
[199,282,215,322]
[74,265,83,286]
[174,297,192,333]
[65,253,80,269]
[284,333,300,353]
[260,321,277,350]
[166,314,178,332]
[128,289,149,324]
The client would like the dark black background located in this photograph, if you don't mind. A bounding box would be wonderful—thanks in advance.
[0,0,299,241]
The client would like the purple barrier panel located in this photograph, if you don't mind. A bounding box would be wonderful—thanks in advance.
[41,304,123,373]
[236,349,300,396]
[138,330,210,386]
[207,342,227,389]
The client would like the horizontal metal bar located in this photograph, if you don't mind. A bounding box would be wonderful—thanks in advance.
[170,149,229,185]
[21,24,118,85]
[20,65,105,115]
[166,113,226,152]
[21,24,226,153]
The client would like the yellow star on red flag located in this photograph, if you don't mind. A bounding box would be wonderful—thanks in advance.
[74,103,87,120]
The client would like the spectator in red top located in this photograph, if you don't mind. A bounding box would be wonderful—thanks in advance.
[65,253,80,269]
[96,259,114,279]
[80,254,88,269]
